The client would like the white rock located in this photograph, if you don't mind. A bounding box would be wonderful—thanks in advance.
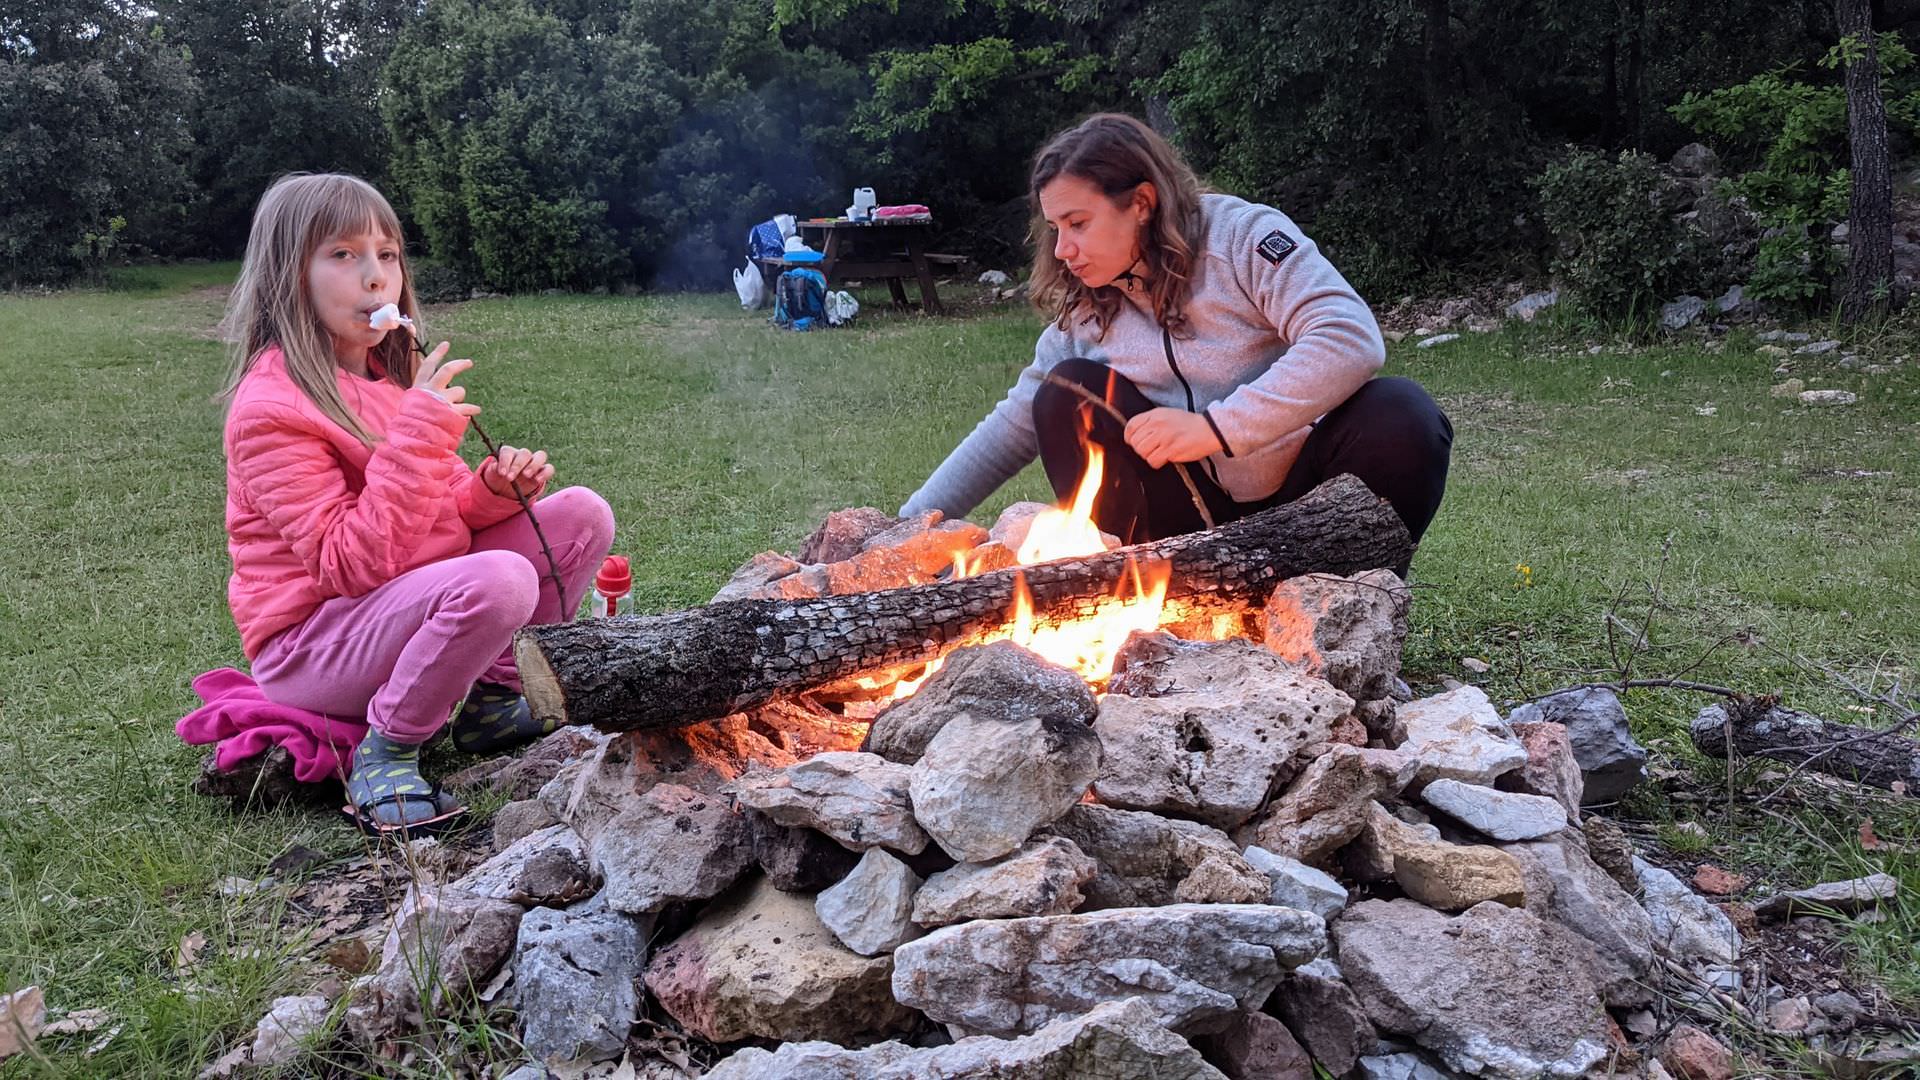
[1420,779,1569,841]
[910,711,1101,862]
[1415,333,1460,349]
[250,995,330,1067]
[1798,389,1858,406]
[892,904,1326,1036]
[816,849,923,956]
[733,751,930,854]
[912,836,1098,926]
[1395,685,1527,791]
[1633,857,1741,965]
[1242,845,1348,920]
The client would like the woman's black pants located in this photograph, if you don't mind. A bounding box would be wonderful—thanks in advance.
[1031,358,1453,555]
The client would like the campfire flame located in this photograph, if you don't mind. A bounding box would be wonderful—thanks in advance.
[885,445,1171,703]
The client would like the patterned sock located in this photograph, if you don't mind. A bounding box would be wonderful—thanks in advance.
[450,682,555,754]
[346,730,448,827]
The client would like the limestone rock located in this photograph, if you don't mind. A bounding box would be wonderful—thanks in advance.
[1397,685,1527,791]
[861,514,990,577]
[913,836,1098,927]
[1334,900,1611,1078]
[539,725,778,842]
[1420,779,1569,841]
[817,849,923,956]
[453,824,596,907]
[1095,634,1354,829]
[1507,688,1648,804]
[1268,958,1376,1076]
[713,550,806,602]
[1355,1051,1463,1079]
[1394,841,1527,910]
[491,798,559,850]
[1343,802,1442,883]
[445,726,607,802]
[1234,744,1416,865]
[798,507,898,565]
[1261,568,1410,702]
[1501,721,1584,818]
[1506,289,1560,322]
[892,904,1326,1037]
[1192,1009,1312,1080]
[344,886,522,1044]
[1660,1024,1733,1080]
[704,997,1227,1079]
[1633,858,1741,965]
[1581,816,1639,895]
[746,809,861,892]
[1045,803,1270,909]
[1504,831,1656,1007]
[514,904,646,1064]
[1241,845,1347,921]
[645,876,915,1043]
[988,500,1053,551]
[589,783,754,914]
[733,751,930,854]
[864,641,1094,764]
[910,710,1101,862]
[250,995,330,1068]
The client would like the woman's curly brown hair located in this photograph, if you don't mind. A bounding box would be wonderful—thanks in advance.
[1027,113,1208,340]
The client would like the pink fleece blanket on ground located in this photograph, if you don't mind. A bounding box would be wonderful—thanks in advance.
[176,667,366,783]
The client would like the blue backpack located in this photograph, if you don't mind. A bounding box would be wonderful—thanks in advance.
[747,220,786,261]
[773,268,828,330]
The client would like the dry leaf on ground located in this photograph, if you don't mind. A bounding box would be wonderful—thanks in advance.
[0,986,47,1060]
[174,931,209,976]
[40,1008,109,1037]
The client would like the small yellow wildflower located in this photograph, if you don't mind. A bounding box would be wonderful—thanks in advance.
[1514,562,1534,588]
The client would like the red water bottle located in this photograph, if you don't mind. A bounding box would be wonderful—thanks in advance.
[592,556,631,618]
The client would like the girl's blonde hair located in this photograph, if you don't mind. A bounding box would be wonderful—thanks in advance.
[1027,113,1208,339]
[219,173,423,444]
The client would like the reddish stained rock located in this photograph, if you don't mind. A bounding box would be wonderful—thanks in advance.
[1329,713,1370,747]
[798,507,898,565]
[1691,864,1749,897]
[1660,1024,1734,1080]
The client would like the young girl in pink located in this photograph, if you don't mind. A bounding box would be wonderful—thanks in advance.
[217,173,614,833]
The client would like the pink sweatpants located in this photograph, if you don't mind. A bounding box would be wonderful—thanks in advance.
[252,486,616,744]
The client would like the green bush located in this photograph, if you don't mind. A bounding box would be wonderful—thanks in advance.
[1669,34,1920,305]
[1530,148,1697,317]
[409,261,472,303]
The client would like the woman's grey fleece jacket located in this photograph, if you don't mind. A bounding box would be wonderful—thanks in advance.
[901,193,1386,519]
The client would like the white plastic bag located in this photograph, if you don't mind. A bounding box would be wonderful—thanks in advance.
[825,290,860,327]
[733,260,767,310]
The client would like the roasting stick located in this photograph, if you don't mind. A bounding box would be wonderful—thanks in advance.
[1039,372,1216,530]
[371,305,570,616]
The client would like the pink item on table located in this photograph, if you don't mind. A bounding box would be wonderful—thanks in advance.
[176,667,368,783]
[873,205,931,218]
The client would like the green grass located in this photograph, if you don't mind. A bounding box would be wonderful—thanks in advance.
[2,265,1917,1074]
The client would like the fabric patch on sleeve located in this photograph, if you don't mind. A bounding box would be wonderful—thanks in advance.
[1256,229,1298,266]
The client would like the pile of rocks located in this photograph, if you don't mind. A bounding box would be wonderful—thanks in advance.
[267,504,1907,1079]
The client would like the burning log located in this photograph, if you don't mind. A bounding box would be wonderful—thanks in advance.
[514,474,1411,733]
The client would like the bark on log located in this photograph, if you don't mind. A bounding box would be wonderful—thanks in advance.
[1690,696,1920,796]
[515,473,1410,732]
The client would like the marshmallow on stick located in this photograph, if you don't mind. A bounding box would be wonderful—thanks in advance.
[368,302,414,334]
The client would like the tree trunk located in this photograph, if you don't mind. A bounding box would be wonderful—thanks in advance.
[1601,1,1620,143]
[514,474,1411,733]
[1839,0,1897,320]
[1623,0,1646,147]
[1690,697,1920,796]
[1421,0,1454,147]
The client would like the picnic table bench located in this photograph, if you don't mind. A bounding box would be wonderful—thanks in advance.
[756,217,955,315]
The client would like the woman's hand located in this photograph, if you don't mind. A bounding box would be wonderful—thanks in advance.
[479,444,553,501]
[1124,408,1223,468]
[411,341,480,419]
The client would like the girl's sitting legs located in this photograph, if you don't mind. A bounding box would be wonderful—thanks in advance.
[253,549,540,827]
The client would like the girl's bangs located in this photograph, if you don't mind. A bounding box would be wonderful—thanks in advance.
[304,178,404,252]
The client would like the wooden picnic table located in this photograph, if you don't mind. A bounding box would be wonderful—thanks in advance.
[756,217,949,315]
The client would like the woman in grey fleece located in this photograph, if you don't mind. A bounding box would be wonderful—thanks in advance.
[901,113,1452,552]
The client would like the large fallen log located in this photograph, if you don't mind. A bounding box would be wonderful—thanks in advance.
[1691,697,1920,796]
[514,473,1410,732]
